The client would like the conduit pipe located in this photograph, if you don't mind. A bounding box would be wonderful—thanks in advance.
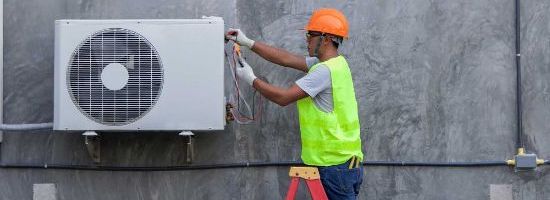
[0,123,53,131]
[0,0,3,143]
[0,160,520,171]
[515,0,524,150]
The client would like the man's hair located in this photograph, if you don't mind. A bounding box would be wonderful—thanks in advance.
[327,34,343,49]
[332,39,341,49]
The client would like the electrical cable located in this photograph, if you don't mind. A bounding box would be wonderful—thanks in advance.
[363,161,508,167]
[232,46,254,119]
[224,42,263,124]
[226,46,251,123]
[225,47,253,124]
[515,0,524,149]
[0,161,303,171]
[0,160,523,171]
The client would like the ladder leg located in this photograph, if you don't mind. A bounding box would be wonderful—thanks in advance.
[285,177,300,200]
[305,179,329,200]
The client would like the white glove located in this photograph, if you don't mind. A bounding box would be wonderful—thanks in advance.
[236,56,257,86]
[226,28,255,48]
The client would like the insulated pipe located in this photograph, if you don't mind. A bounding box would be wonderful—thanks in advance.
[0,0,3,143]
[0,123,53,131]
[0,161,304,171]
[364,161,508,167]
[0,160,515,171]
[515,0,524,149]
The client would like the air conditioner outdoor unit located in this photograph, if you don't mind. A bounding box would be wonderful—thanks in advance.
[54,18,225,131]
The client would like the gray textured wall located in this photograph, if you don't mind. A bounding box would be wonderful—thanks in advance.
[1,0,550,199]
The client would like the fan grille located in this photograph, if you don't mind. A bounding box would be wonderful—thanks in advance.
[67,28,164,126]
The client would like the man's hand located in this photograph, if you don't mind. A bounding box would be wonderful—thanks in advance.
[226,28,255,48]
[236,56,258,86]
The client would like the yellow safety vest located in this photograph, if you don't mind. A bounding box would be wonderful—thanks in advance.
[297,55,363,166]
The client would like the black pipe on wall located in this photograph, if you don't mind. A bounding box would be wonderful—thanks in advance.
[515,0,524,150]
[0,160,515,171]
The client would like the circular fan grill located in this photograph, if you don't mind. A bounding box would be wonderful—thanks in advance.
[67,28,164,126]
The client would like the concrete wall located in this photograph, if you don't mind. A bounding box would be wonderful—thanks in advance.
[1,0,549,199]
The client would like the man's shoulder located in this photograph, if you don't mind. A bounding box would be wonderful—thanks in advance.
[306,56,320,69]
[310,63,330,74]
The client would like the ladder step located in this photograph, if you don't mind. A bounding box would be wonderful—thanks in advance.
[285,167,328,200]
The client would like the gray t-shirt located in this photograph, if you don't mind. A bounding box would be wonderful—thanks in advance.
[295,57,333,112]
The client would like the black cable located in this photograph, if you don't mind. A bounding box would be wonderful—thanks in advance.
[252,90,258,119]
[364,161,507,167]
[0,161,304,171]
[515,0,524,149]
[250,76,268,121]
[0,160,518,171]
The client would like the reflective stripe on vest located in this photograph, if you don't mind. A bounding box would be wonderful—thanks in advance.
[297,56,363,166]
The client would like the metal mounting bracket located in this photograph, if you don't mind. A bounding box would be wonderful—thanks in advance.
[83,131,100,163]
[179,131,194,164]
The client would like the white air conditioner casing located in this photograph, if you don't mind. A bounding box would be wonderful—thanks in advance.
[54,18,225,131]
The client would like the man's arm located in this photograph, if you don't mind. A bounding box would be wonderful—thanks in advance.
[251,42,308,73]
[235,53,309,106]
[226,29,308,72]
[252,79,308,106]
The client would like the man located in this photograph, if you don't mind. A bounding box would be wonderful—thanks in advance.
[226,8,363,199]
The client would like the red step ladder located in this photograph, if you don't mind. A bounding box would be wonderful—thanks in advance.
[285,167,328,200]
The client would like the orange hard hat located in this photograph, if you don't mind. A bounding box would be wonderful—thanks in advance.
[305,8,349,38]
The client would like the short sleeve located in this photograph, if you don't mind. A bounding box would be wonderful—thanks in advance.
[295,65,331,97]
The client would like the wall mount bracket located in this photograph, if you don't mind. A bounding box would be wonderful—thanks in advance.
[179,131,194,164]
[83,131,100,163]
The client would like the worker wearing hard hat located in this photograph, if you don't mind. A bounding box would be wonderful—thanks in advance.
[226,8,363,199]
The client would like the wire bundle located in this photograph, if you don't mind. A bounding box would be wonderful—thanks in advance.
[225,43,263,124]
